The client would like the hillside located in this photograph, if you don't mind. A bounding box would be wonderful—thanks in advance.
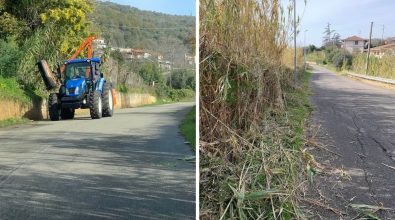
[91,1,195,64]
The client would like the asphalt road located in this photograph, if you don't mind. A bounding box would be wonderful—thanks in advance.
[308,65,395,218]
[0,103,195,220]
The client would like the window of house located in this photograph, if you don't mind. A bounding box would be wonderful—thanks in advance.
[354,41,359,45]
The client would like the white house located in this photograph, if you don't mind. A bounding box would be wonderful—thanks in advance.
[143,52,152,59]
[342,35,367,53]
[185,54,195,65]
[93,38,107,49]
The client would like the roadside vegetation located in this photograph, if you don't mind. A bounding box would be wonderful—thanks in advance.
[352,54,395,79]
[106,52,195,102]
[0,0,94,103]
[0,76,31,104]
[180,107,196,150]
[200,0,311,219]
[0,117,29,128]
[308,47,395,79]
[306,23,395,79]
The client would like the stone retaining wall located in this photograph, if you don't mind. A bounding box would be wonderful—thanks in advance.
[0,92,156,121]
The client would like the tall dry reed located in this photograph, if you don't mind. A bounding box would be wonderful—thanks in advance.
[200,0,306,219]
[352,54,395,79]
[200,0,292,138]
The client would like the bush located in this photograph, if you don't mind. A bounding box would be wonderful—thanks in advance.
[0,38,21,77]
[0,76,30,104]
[186,75,195,90]
[154,83,171,98]
[138,62,164,85]
[155,83,194,101]
[168,88,195,101]
[332,50,352,69]
[167,68,195,90]
[117,84,129,93]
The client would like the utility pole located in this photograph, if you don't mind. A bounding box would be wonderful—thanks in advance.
[304,29,308,71]
[293,0,297,84]
[170,51,174,89]
[366,22,373,75]
[381,25,385,45]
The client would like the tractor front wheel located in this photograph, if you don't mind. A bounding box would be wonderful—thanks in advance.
[48,93,60,121]
[89,91,102,119]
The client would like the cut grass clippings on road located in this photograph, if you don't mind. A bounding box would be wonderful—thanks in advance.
[180,107,196,151]
[0,117,30,128]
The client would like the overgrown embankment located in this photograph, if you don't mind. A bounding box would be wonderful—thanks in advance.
[200,0,309,219]
[0,77,45,121]
[307,49,395,79]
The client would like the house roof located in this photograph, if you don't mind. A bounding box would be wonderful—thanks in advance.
[343,35,366,41]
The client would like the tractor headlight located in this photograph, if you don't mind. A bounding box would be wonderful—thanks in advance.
[74,86,80,95]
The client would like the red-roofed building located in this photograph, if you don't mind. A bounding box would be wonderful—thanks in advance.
[342,35,367,53]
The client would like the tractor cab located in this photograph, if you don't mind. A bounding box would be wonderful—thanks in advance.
[64,57,101,82]
[62,58,102,98]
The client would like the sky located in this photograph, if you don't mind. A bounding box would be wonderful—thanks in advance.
[107,0,196,16]
[289,0,395,46]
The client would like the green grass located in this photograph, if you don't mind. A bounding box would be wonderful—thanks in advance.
[180,107,196,150]
[0,117,29,128]
[284,70,313,149]
[0,76,31,104]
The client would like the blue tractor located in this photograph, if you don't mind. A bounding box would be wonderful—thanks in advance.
[37,57,114,121]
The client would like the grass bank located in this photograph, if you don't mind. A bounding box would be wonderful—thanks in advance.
[0,76,31,104]
[180,107,196,150]
[0,117,30,128]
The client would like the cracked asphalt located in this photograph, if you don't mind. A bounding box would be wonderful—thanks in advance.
[0,103,195,220]
[306,65,395,219]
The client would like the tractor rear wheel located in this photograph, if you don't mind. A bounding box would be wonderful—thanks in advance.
[61,108,75,120]
[102,83,114,117]
[89,90,102,119]
[48,93,60,121]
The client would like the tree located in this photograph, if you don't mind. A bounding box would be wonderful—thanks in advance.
[0,37,20,77]
[307,44,317,53]
[323,23,341,48]
[0,0,94,89]
[168,69,187,89]
[322,23,334,46]
[40,0,93,54]
[168,69,195,89]
[332,50,352,70]
[138,62,163,85]
[332,32,341,47]
[1,0,93,54]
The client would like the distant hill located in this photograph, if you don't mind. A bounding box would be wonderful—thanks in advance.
[91,1,195,64]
